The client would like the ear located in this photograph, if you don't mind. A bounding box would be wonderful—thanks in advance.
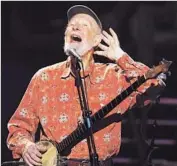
[93,33,102,47]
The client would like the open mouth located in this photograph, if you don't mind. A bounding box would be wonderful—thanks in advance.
[71,34,82,42]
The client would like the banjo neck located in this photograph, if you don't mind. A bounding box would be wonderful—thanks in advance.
[57,75,146,154]
[56,58,172,155]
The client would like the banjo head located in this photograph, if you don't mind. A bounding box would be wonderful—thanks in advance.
[36,141,58,166]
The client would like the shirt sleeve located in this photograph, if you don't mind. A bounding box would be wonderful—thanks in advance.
[7,71,40,159]
[115,54,165,114]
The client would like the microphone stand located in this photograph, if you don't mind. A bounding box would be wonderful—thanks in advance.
[73,56,100,166]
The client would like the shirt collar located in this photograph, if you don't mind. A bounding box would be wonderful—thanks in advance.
[61,57,72,79]
[61,56,95,79]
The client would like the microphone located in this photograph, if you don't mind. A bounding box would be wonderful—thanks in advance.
[66,48,82,61]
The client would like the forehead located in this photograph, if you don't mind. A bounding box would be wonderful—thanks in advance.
[69,13,99,27]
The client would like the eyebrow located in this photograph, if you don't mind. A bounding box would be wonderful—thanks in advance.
[66,16,100,33]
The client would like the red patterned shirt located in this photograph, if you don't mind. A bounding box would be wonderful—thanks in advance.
[7,54,161,160]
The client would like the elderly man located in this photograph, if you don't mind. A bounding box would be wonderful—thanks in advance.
[7,5,166,166]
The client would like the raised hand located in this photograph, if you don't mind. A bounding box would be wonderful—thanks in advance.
[94,28,125,61]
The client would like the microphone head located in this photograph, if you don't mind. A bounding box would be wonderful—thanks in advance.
[66,48,81,60]
[65,48,71,56]
[66,48,76,56]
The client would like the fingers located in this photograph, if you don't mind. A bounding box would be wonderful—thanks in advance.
[102,28,119,45]
[101,28,118,48]
[23,144,42,166]
[95,28,120,61]
[29,150,42,163]
[36,143,48,154]
[109,28,119,46]
[94,50,107,57]
[25,153,42,166]
[98,43,108,51]
[102,30,113,42]
[101,34,110,45]
[35,149,43,158]
[23,154,33,166]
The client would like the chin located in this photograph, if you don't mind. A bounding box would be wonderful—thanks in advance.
[64,42,93,57]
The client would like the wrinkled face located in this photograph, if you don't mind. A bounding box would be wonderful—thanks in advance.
[64,14,101,56]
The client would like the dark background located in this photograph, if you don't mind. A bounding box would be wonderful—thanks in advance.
[1,1,177,166]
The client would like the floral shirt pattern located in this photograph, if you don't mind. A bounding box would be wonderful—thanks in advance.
[7,54,161,160]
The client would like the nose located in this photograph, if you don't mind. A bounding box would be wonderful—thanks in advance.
[72,24,80,31]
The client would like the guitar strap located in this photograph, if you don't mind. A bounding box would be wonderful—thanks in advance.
[37,121,48,139]
[38,121,59,150]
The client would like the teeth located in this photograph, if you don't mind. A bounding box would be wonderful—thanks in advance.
[73,35,78,37]
[71,34,82,42]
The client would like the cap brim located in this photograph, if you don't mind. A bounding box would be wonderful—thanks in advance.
[67,5,102,29]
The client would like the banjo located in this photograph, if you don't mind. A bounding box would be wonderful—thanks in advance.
[2,59,172,166]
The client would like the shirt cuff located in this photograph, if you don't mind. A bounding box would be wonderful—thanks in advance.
[115,53,129,67]
[11,139,35,159]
